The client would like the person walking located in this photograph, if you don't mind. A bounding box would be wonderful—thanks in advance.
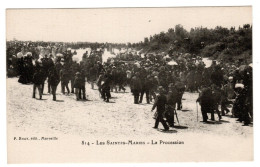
[74,72,82,101]
[130,73,142,104]
[101,70,112,102]
[139,75,150,104]
[151,86,169,131]
[60,67,70,94]
[197,85,213,122]
[32,62,45,100]
[166,83,178,127]
[48,66,60,101]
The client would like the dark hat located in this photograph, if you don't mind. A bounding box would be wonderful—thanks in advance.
[168,83,174,88]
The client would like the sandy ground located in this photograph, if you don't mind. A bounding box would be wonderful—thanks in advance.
[7,78,254,163]
[7,77,253,139]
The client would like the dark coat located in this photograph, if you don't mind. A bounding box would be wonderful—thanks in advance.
[48,67,60,86]
[60,69,70,84]
[211,70,224,87]
[73,75,82,88]
[141,77,151,91]
[32,69,45,85]
[130,76,142,92]
[102,73,112,90]
[167,88,178,106]
[152,94,167,113]
[197,87,213,106]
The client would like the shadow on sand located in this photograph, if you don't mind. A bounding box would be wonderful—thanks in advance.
[80,99,93,102]
[181,109,191,112]
[203,121,222,125]
[219,120,230,123]
[36,98,47,101]
[55,100,64,102]
[159,129,178,133]
[115,91,129,94]
[173,125,188,129]
[106,101,115,103]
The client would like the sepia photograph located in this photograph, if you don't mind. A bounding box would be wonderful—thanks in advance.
[5,6,253,163]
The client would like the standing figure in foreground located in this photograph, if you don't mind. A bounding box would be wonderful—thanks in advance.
[32,61,45,100]
[79,68,87,100]
[139,75,150,104]
[166,83,178,127]
[130,73,142,104]
[151,86,169,131]
[175,81,185,110]
[60,66,70,94]
[101,70,112,102]
[196,85,213,122]
[74,72,82,101]
[48,66,60,101]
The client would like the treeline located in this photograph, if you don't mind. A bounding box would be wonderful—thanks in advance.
[6,40,127,52]
[67,42,127,50]
[130,24,252,62]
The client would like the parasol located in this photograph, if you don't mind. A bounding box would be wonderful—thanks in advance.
[26,52,32,57]
[167,61,178,66]
[134,62,141,68]
[17,52,23,58]
[56,53,63,57]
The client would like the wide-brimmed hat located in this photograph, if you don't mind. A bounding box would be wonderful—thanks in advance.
[235,83,244,89]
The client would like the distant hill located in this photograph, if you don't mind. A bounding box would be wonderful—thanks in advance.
[131,24,252,63]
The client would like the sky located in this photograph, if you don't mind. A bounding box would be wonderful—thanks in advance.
[6,7,252,43]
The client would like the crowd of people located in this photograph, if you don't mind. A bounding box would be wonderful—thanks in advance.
[6,40,253,130]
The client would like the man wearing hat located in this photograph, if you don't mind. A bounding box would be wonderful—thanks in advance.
[60,66,70,94]
[32,61,45,100]
[74,72,82,101]
[101,70,112,102]
[139,74,150,104]
[48,65,60,101]
[41,54,50,94]
[97,61,105,76]
[151,86,169,131]
[78,68,87,100]
[130,73,142,104]
[175,81,185,110]
[110,66,118,92]
[117,67,127,92]
[210,65,224,88]
[197,85,213,122]
[165,83,178,127]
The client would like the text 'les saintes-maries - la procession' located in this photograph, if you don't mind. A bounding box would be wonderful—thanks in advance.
[6,24,252,132]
